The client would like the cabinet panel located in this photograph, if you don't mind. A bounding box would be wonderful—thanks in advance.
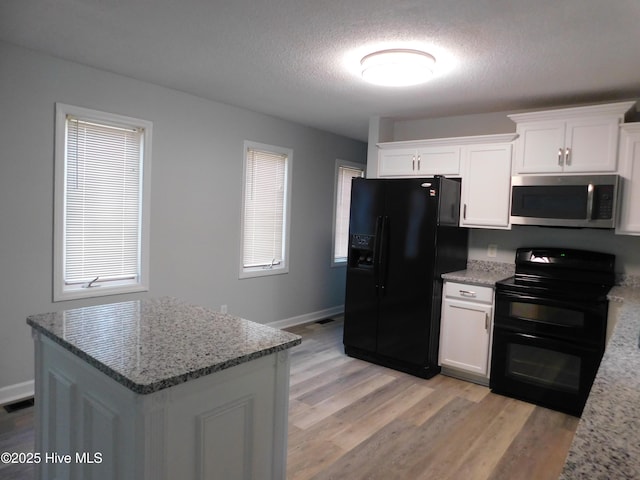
[378,148,418,176]
[461,143,512,228]
[616,125,640,235]
[514,121,565,174]
[564,116,619,172]
[440,298,492,376]
[416,146,460,175]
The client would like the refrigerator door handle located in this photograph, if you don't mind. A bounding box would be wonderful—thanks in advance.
[378,216,389,295]
[373,216,383,294]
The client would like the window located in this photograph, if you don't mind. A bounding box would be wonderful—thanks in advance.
[54,103,152,301]
[332,160,364,265]
[240,141,292,278]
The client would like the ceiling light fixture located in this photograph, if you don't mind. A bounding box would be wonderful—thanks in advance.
[360,49,436,87]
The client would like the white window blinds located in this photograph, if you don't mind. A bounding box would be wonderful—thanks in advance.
[64,116,143,285]
[242,147,288,269]
[334,165,364,261]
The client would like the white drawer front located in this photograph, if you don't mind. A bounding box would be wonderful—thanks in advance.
[445,281,493,303]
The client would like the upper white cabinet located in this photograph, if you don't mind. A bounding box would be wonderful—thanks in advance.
[378,142,461,177]
[378,133,517,229]
[509,102,636,174]
[616,124,640,235]
[460,141,514,229]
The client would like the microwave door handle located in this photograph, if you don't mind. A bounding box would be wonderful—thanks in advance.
[586,183,594,221]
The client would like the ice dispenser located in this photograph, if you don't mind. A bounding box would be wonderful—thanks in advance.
[348,234,375,268]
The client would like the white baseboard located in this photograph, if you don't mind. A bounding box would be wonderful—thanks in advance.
[0,380,34,406]
[267,305,344,330]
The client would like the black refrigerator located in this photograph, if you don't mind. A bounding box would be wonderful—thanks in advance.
[343,176,468,379]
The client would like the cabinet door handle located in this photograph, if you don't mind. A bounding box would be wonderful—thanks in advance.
[412,155,416,171]
[459,290,476,298]
[417,155,421,171]
[558,148,563,166]
[485,312,489,330]
[463,204,467,220]
[564,147,571,166]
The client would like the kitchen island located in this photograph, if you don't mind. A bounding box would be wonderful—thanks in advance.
[26,297,301,480]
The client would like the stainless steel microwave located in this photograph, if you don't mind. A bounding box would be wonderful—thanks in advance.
[510,174,620,228]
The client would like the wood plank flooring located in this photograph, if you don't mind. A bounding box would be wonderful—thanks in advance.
[0,317,578,479]
[285,318,579,480]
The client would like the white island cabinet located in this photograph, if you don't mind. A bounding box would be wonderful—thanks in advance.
[27,297,301,480]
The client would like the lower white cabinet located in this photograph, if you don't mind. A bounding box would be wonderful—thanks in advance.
[439,281,494,385]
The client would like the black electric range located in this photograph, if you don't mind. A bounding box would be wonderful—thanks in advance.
[491,247,615,416]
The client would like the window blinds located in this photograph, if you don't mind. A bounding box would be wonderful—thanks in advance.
[64,116,143,285]
[243,148,287,268]
[334,165,364,260]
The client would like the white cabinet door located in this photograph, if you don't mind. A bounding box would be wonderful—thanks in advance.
[439,298,492,376]
[416,145,461,176]
[616,125,640,235]
[378,148,418,176]
[460,143,512,228]
[514,121,565,174]
[564,116,620,173]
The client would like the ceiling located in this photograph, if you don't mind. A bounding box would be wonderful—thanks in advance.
[2,0,639,141]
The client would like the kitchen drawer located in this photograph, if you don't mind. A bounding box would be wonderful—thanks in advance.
[444,282,493,304]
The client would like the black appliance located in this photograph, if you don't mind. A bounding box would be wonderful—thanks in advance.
[343,177,468,379]
[491,248,615,416]
[510,174,620,229]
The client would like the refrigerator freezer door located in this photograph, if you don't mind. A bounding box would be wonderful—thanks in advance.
[343,179,385,353]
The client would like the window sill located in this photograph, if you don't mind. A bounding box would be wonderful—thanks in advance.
[53,283,148,302]
[239,266,289,280]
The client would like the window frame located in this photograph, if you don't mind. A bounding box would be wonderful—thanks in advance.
[53,103,152,301]
[331,159,365,267]
[239,140,293,279]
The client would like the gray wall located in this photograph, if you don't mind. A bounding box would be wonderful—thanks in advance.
[391,111,640,274]
[0,42,366,396]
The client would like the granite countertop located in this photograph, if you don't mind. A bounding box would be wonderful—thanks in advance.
[27,297,301,395]
[560,285,640,479]
[441,260,514,287]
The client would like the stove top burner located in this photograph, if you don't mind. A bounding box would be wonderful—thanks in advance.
[509,247,615,288]
[496,275,612,302]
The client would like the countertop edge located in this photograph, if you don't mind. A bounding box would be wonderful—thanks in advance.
[442,269,512,287]
[27,306,302,395]
[560,284,640,478]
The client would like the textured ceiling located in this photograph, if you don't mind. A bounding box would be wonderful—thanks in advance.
[1,0,639,141]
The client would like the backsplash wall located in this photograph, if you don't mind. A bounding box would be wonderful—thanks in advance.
[469,226,640,275]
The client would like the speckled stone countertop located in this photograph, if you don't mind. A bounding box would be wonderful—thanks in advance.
[27,297,301,395]
[560,283,640,479]
[441,260,514,287]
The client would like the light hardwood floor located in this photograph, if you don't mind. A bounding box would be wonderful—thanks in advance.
[285,318,579,480]
[0,317,578,480]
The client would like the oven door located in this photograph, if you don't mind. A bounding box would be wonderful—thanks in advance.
[490,329,602,416]
[494,290,607,346]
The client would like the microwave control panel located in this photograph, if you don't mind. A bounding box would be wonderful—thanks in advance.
[593,185,614,219]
